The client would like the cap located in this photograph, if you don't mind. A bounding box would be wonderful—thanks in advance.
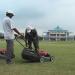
[26,25,34,33]
[27,25,34,30]
[6,10,15,15]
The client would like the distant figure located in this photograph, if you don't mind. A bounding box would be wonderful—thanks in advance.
[25,26,39,53]
[2,10,22,64]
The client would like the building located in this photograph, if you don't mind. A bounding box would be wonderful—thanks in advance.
[43,26,70,41]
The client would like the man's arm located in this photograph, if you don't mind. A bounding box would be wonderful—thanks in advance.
[12,28,21,35]
[25,29,28,47]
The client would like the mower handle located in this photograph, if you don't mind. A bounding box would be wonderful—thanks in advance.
[15,36,26,48]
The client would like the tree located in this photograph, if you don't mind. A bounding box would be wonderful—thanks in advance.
[0,33,4,39]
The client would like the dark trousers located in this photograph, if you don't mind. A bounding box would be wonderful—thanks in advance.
[28,40,39,52]
[5,40,14,62]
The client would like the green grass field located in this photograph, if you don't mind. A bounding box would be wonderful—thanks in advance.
[0,39,75,75]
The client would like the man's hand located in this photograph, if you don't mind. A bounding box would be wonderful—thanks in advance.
[20,34,24,38]
[25,39,28,47]
[13,28,21,35]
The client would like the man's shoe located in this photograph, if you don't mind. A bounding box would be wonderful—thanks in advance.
[6,60,13,64]
[11,55,15,59]
[7,61,13,64]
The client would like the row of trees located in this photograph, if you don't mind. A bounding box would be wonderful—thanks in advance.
[1,33,75,41]
[0,33,43,40]
[0,33,4,39]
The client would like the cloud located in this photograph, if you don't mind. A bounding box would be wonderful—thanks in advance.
[0,0,75,35]
[15,8,45,20]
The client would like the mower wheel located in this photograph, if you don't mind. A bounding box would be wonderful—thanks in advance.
[40,56,45,63]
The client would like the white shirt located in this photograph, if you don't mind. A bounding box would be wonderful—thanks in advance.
[3,16,15,40]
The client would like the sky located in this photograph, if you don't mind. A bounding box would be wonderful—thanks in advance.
[0,0,75,35]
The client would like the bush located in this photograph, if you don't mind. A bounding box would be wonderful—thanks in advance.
[39,36,43,40]
[0,33,4,39]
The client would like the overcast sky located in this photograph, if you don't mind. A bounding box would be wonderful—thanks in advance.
[0,0,75,35]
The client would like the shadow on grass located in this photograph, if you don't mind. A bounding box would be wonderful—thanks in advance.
[15,59,40,64]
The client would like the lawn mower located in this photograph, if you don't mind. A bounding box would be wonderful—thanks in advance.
[22,48,54,63]
[16,37,54,63]
[0,48,6,59]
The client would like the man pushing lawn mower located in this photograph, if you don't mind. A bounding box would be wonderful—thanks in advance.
[25,25,39,54]
[2,10,23,64]
[20,25,54,62]
[12,25,54,63]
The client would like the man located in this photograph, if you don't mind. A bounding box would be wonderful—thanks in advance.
[25,26,39,53]
[3,10,22,64]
